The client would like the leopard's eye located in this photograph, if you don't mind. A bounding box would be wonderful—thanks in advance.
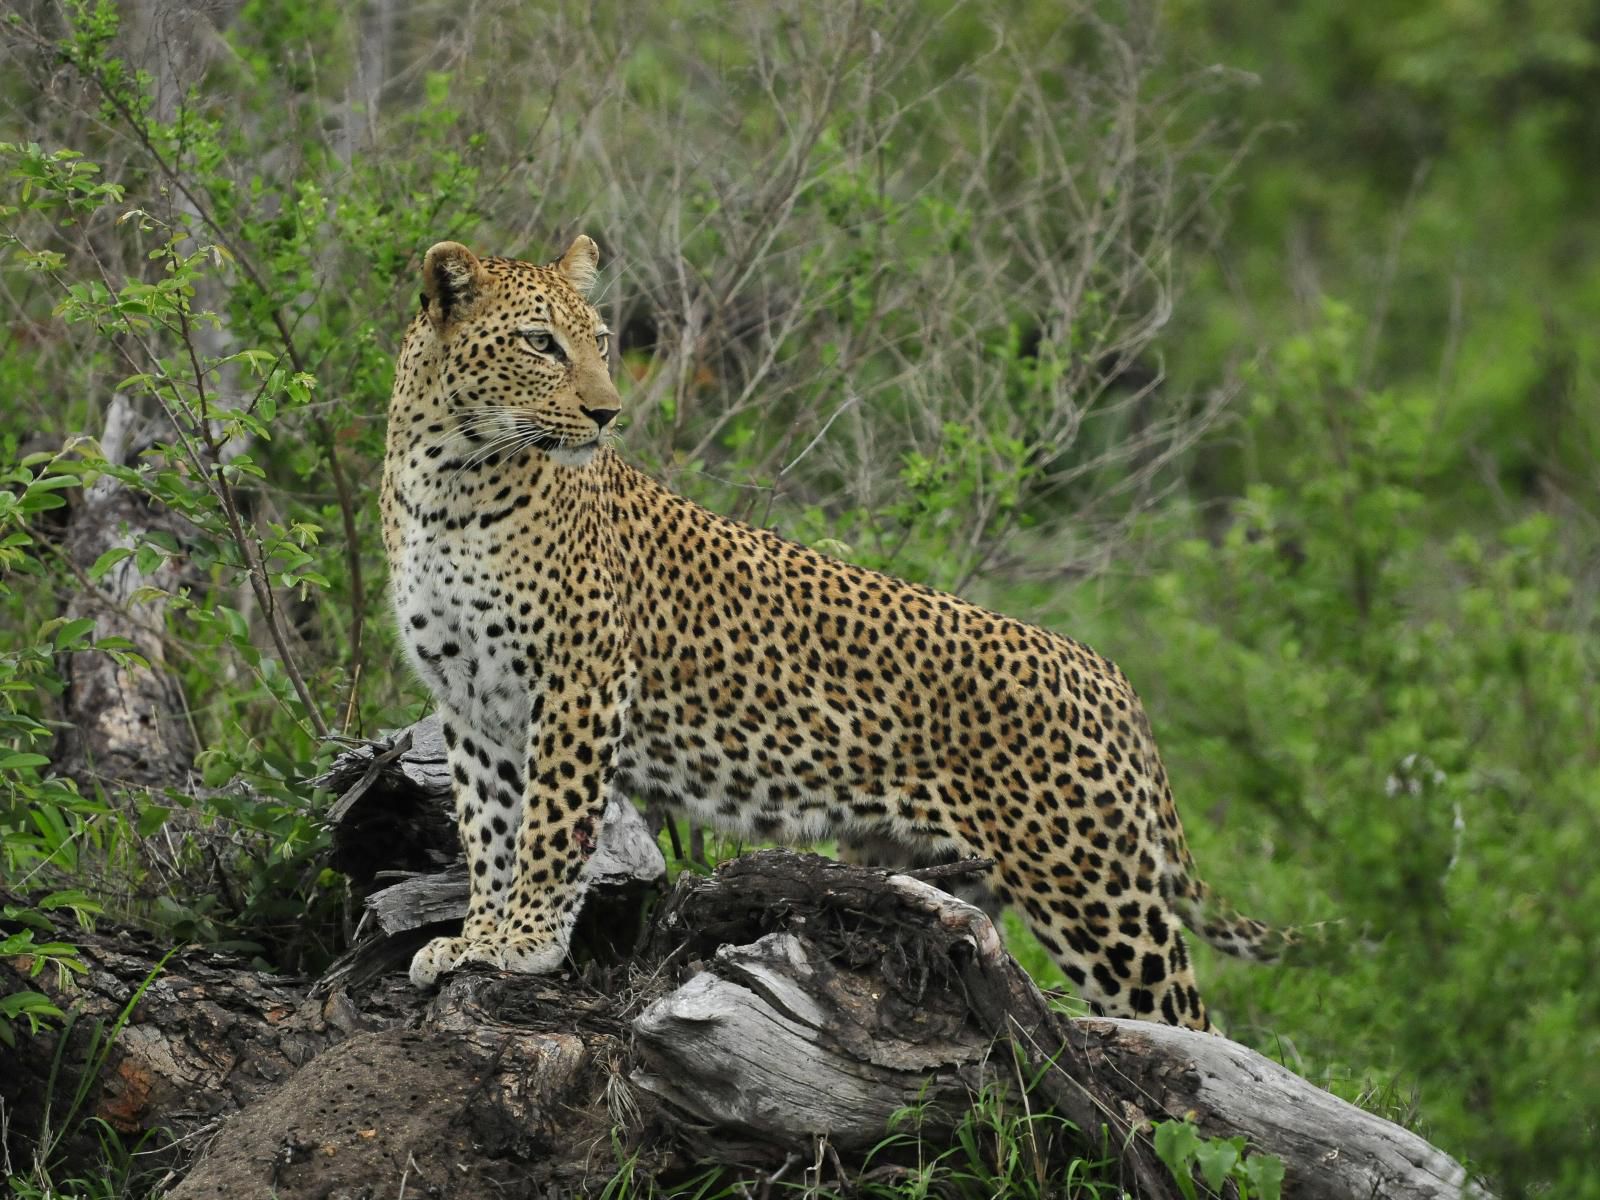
[520,329,562,358]
[595,330,611,357]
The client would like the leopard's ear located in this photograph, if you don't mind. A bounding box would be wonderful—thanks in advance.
[421,242,488,327]
[556,234,600,297]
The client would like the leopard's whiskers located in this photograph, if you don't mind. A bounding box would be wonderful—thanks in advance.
[439,410,573,488]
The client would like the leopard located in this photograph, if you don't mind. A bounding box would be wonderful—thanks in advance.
[380,235,1296,1031]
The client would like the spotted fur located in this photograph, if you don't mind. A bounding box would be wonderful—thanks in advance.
[381,237,1293,1029]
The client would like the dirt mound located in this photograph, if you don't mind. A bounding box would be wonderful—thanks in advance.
[170,1024,616,1199]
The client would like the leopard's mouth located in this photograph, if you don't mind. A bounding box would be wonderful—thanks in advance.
[527,429,601,453]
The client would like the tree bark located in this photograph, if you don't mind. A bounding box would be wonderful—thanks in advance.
[0,904,386,1190]
[2,728,1491,1199]
[55,394,196,800]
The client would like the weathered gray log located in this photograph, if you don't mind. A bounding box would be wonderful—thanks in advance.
[633,932,989,1153]
[1064,1018,1489,1200]
[637,851,1493,1200]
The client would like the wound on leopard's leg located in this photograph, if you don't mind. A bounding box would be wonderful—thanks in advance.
[467,797,609,977]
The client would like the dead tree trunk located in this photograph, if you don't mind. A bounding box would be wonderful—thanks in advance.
[0,903,381,1190]
[2,727,1491,1199]
[55,394,196,800]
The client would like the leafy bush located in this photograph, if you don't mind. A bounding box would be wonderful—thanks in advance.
[1078,301,1600,1194]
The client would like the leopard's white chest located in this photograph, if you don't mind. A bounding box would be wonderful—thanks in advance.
[392,522,535,742]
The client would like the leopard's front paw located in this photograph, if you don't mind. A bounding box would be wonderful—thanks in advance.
[409,934,473,988]
[457,935,569,976]
[406,933,568,988]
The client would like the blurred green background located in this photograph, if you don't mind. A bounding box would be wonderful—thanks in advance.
[1,0,1596,1194]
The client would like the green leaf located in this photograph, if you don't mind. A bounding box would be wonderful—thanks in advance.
[1240,1155,1285,1200]
[136,804,170,837]
[1195,1138,1240,1191]
[0,750,51,770]
[1153,1120,1200,1166]
[88,545,134,580]
[52,616,97,649]
[226,347,277,374]
[0,991,64,1024]
[196,748,237,789]
[37,890,101,923]
[1152,1120,1201,1200]
[19,487,67,514]
[26,472,80,492]
[219,606,250,643]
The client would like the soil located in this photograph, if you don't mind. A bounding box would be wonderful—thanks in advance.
[169,1022,623,1199]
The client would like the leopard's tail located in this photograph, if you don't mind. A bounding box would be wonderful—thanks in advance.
[1164,865,1305,964]
[1158,806,1328,964]
[1136,706,1331,964]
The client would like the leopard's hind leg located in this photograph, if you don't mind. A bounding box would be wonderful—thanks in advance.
[958,792,1212,1031]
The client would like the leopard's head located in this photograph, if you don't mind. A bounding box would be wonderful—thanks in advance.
[419,236,620,466]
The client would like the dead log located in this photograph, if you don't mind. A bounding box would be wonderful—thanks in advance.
[0,904,405,1190]
[635,853,1491,1199]
[632,931,990,1155]
[3,723,1491,1199]
[1063,1020,1485,1200]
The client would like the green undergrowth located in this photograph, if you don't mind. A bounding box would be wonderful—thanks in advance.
[596,1085,1279,1200]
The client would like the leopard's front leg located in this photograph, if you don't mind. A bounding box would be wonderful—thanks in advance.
[407,710,528,986]
[408,670,630,987]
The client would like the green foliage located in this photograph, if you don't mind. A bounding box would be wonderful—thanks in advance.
[917,1082,1111,1200]
[1158,1126,1280,1200]
[1152,1119,1283,1200]
[849,1078,1124,1198]
[1080,299,1600,1193]
[0,450,118,1047]
[594,1151,735,1200]
[1167,0,1600,508]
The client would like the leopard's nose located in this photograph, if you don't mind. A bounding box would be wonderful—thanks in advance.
[582,407,620,430]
